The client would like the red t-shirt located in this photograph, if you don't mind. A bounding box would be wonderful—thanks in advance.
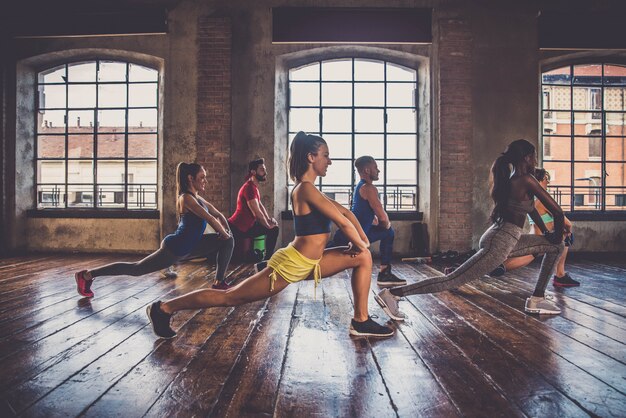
[228,180,260,232]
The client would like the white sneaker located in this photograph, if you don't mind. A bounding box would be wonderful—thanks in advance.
[161,266,178,279]
[374,289,406,321]
[525,296,561,315]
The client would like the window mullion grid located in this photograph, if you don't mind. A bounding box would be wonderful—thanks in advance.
[318,61,323,190]
[383,61,388,211]
[93,60,99,209]
[64,64,69,208]
[570,65,575,212]
[601,64,606,211]
[351,58,355,206]
[125,62,130,210]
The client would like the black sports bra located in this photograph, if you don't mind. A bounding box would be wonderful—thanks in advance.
[293,208,331,236]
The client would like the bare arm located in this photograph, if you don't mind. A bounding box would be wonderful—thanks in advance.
[198,196,231,232]
[329,199,369,246]
[181,195,230,237]
[258,200,278,227]
[525,175,564,242]
[247,199,274,229]
[362,183,390,228]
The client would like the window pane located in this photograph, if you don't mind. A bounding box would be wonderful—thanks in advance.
[68,110,95,131]
[37,110,66,132]
[574,136,602,161]
[68,135,93,158]
[354,134,383,159]
[129,134,157,158]
[290,82,320,106]
[387,83,414,107]
[320,186,351,207]
[97,184,125,208]
[289,108,319,132]
[98,109,126,131]
[322,109,351,132]
[573,64,601,85]
[98,61,127,82]
[388,134,417,159]
[129,84,157,108]
[542,66,571,85]
[290,63,320,81]
[37,135,65,158]
[355,109,384,132]
[543,161,571,208]
[606,163,626,190]
[385,186,416,211]
[321,82,351,106]
[354,83,384,106]
[604,65,626,86]
[387,109,416,133]
[128,184,157,209]
[542,85,570,110]
[98,84,127,108]
[129,64,158,82]
[128,109,157,131]
[603,87,626,111]
[324,134,351,159]
[542,135,571,161]
[387,161,416,185]
[573,112,601,133]
[68,84,96,108]
[37,160,65,184]
[37,184,65,208]
[39,84,66,109]
[323,160,352,184]
[606,112,626,136]
[354,59,384,81]
[128,160,157,187]
[68,160,93,184]
[40,65,66,83]
[573,163,603,210]
[543,111,571,135]
[97,160,125,183]
[606,137,626,161]
[97,134,125,158]
[322,59,352,81]
[67,62,96,82]
[68,184,94,208]
[572,87,601,111]
[386,63,416,81]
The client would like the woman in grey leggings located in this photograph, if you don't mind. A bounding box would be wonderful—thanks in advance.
[74,163,234,298]
[376,139,566,319]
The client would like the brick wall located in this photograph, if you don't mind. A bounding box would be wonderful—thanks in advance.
[197,17,231,211]
[438,18,473,250]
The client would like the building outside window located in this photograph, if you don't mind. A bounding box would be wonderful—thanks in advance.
[287,58,418,212]
[36,60,159,209]
[541,63,626,212]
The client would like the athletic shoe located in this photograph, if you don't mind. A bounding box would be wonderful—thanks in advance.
[524,296,561,315]
[146,301,176,339]
[489,264,506,278]
[254,260,268,273]
[443,265,458,275]
[161,266,178,279]
[75,270,94,298]
[349,316,394,337]
[374,288,405,321]
[211,281,232,290]
[553,273,580,287]
[376,266,407,287]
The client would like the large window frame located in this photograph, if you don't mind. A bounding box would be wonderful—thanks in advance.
[35,59,159,211]
[287,58,419,213]
[541,63,626,215]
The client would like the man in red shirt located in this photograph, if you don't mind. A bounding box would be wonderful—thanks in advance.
[228,158,279,270]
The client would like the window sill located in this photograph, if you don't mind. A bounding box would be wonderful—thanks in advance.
[26,209,160,219]
[281,210,423,221]
[566,211,626,221]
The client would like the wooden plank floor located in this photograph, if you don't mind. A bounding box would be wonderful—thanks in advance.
[0,254,624,417]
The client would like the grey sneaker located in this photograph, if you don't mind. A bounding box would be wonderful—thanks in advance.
[375,288,406,321]
[525,296,561,315]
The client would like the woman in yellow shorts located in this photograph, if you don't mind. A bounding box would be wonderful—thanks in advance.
[146,131,394,339]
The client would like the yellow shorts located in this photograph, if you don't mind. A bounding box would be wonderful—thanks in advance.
[268,244,322,294]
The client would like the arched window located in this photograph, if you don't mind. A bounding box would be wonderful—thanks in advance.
[287,58,418,212]
[36,60,159,209]
[541,64,626,212]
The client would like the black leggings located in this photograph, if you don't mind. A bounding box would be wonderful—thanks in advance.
[90,234,234,282]
[229,221,279,259]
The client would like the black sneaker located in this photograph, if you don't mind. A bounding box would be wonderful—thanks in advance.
[376,266,407,287]
[553,273,580,287]
[489,264,506,277]
[254,260,268,273]
[349,316,394,337]
[146,301,176,339]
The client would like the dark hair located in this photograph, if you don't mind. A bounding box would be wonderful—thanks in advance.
[288,131,327,181]
[248,158,265,174]
[534,167,549,182]
[489,139,535,224]
[176,162,203,218]
[355,155,375,173]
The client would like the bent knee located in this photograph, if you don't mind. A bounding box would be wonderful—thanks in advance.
[356,248,373,266]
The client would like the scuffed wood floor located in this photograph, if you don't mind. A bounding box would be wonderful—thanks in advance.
[0,253,624,417]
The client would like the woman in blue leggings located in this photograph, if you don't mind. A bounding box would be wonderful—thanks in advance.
[376,139,566,320]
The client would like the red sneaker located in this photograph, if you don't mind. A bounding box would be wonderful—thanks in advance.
[75,270,94,298]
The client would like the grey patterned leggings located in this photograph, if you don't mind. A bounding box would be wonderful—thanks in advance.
[90,234,234,282]
[392,222,565,297]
